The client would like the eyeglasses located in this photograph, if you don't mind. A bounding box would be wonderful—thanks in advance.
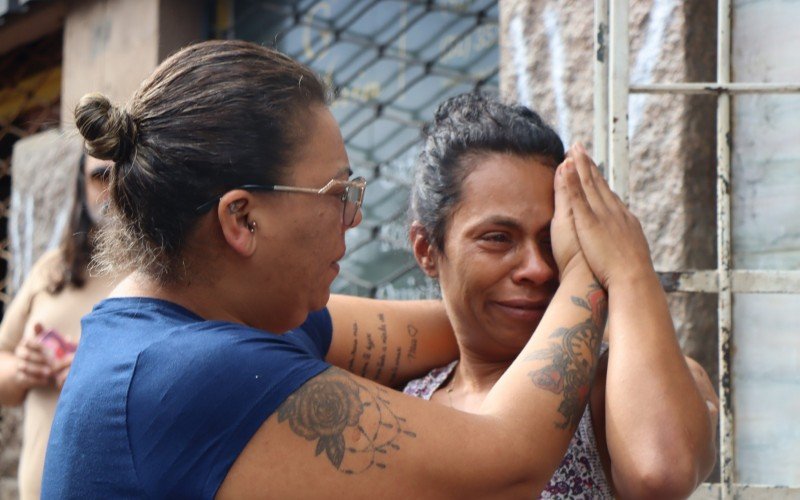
[194,176,367,227]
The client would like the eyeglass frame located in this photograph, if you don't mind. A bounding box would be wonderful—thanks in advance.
[194,176,367,227]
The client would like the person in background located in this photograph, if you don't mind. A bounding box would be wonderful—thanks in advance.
[404,93,719,499]
[0,153,118,500]
[43,40,623,498]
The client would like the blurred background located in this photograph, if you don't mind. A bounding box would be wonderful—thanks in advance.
[0,0,797,498]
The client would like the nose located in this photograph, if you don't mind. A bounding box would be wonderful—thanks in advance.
[510,242,556,286]
[346,206,363,230]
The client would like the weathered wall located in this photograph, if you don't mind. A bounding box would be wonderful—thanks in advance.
[61,0,205,129]
[61,0,160,128]
[7,131,83,295]
[499,0,718,382]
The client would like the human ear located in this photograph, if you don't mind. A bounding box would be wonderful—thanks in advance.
[410,221,439,277]
[217,190,257,257]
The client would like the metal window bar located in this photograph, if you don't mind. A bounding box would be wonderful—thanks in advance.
[596,0,800,497]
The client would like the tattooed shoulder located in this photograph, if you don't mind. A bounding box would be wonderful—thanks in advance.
[277,367,416,474]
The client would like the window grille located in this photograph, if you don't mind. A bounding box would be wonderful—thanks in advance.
[595,0,800,497]
[230,0,499,299]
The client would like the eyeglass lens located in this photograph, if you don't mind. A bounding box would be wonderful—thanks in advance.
[343,182,364,227]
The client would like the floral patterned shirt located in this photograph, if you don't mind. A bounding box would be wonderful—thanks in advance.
[403,350,614,499]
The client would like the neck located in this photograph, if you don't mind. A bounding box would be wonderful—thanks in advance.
[111,272,242,325]
[449,342,513,394]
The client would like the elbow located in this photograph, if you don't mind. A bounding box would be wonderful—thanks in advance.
[614,452,707,499]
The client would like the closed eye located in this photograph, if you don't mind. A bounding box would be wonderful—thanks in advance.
[481,232,512,243]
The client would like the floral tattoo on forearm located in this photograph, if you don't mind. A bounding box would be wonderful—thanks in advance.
[526,282,608,430]
[277,367,416,473]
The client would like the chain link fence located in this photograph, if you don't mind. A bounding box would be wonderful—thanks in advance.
[232,0,499,299]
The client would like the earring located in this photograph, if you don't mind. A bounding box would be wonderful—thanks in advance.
[248,221,257,233]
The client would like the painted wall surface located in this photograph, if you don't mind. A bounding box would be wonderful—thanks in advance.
[61,0,160,128]
[499,0,719,386]
[8,131,82,295]
[731,0,800,487]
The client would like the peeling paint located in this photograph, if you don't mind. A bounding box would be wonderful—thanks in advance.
[629,0,677,136]
[23,194,34,280]
[596,22,607,63]
[543,4,572,147]
[508,14,532,107]
[47,208,70,251]
[9,190,22,292]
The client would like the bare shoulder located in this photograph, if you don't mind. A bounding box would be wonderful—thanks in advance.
[26,248,65,289]
[216,366,527,499]
[217,367,421,498]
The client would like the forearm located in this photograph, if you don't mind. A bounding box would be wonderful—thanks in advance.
[479,265,607,490]
[231,269,608,500]
[0,351,28,406]
[605,272,715,497]
[326,296,458,386]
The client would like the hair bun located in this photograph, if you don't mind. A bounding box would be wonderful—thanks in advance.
[74,92,138,163]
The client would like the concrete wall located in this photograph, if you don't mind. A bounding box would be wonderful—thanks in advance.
[61,0,205,129]
[61,0,159,128]
[499,0,718,378]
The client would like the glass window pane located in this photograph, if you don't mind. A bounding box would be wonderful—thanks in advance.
[733,293,800,486]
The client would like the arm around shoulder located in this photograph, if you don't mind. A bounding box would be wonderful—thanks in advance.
[219,267,607,499]
[325,295,458,387]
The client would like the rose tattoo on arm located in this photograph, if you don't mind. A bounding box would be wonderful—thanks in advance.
[277,367,416,473]
[525,282,608,431]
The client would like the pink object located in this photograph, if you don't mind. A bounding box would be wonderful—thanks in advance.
[38,329,77,362]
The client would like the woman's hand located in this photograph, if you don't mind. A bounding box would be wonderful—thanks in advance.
[13,324,53,389]
[551,156,589,280]
[561,143,656,290]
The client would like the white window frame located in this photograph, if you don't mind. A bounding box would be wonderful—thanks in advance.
[594,0,800,497]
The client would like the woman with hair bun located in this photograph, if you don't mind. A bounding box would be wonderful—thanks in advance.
[44,40,645,499]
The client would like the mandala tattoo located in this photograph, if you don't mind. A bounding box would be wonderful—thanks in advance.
[526,282,608,430]
[277,367,416,474]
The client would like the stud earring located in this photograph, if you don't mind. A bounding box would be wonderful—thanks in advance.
[248,221,257,233]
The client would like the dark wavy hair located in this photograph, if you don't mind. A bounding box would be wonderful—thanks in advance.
[47,153,95,294]
[73,40,328,282]
[410,92,565,250]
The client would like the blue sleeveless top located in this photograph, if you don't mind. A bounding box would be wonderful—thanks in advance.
[42,297,332,499]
